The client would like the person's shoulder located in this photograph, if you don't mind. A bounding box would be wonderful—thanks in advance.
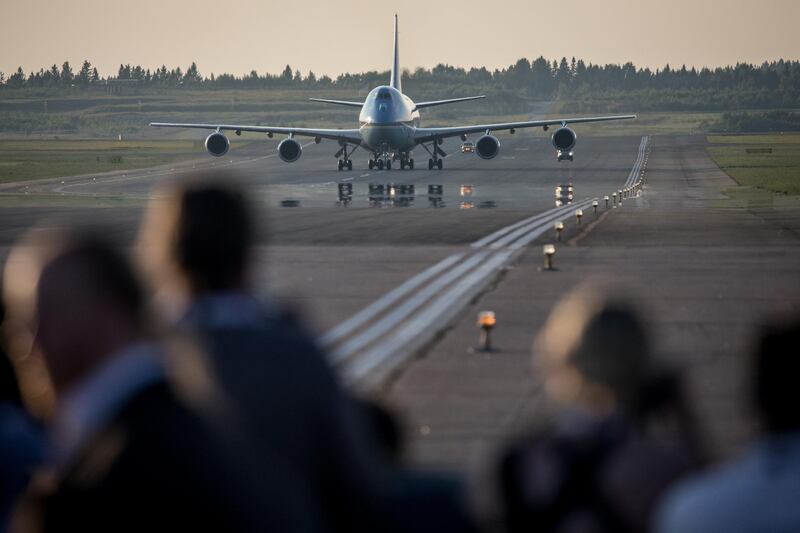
[654,449,762,533]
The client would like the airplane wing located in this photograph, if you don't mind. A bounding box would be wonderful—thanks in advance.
[413,114,636,144]
[149,122,362,145]
[413,95,486,110]
[309,98,365,108]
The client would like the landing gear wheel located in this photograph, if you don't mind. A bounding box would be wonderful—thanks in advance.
[377,159,384,170]
[368,160,374,170]
[437,159,443,170]
[400,159,406,170]
[337,160,343,171]
[347,160,353,171]
[386,160,392,170]
[428,158,434,170]
[409,158,414,170]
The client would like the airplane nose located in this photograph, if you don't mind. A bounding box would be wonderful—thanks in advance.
[379,103,387,112]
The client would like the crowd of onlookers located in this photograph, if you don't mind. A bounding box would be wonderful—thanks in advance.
[0,174,798,532]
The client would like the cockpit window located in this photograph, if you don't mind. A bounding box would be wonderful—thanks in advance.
[377,90,392,100]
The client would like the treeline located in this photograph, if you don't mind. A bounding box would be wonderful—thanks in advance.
[1,58,799,112]
[702,110,800,132]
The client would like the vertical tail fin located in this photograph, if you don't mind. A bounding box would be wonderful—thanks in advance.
[390,14,401,92]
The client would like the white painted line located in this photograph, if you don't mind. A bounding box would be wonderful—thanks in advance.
[472,202,583,249]
[329,252,489,363]
[508,199,594,250]
[320,254,464,348]
[344,250,513,384]
[360,173,370,178]
[341,177,354,182]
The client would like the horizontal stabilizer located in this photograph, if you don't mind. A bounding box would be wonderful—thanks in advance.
[309,98,365,108]
[414,95,486,111]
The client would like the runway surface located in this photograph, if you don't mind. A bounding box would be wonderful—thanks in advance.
[3,132,798,483]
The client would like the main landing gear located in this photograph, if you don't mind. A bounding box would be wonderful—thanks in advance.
[423,139,446,170]
[336,143,354,171]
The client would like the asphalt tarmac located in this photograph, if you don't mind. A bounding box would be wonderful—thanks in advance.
[0,133,642,327]
[3,131,798,487]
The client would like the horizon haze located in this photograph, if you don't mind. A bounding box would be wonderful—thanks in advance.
[1,0,799,80]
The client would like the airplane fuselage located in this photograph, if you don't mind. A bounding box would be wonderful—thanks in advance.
[358,86,420,154]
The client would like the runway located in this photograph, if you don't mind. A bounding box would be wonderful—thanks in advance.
[0,132,641,242]
[4,132,796,480]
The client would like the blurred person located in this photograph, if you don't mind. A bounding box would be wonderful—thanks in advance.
[11,234,314,533]
[656,318,800,533]
[0,295,46,533]
[138,176,394,533]
[500,286,703,533]
[356,399,478,533]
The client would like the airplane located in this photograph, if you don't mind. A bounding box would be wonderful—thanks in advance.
[150,15,636,171]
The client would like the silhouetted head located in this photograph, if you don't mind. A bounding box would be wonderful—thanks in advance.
[140,176,254,300]
[35,236,145,395]
[534,286,650,415]
[752,318,800,434]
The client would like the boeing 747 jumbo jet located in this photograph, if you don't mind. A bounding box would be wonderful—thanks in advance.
[151,16,636,171]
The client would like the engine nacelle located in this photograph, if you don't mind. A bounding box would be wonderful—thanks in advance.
[475,135,501,160]
[551,127,577,152]
[278,138,302,163]
[205,132,230,157]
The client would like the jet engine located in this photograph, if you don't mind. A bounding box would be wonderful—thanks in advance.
[475,135,501,160]
[205,132,230,157]
[278,138,302,163]
[551,127,577,152]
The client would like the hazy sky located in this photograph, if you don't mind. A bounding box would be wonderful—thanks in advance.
[2,0,798,78]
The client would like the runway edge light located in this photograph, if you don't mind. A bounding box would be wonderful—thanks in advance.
[554,221,564,241]
[477,311,497,351]
[543,244,556,270]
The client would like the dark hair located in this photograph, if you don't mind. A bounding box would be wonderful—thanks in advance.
[753,319,800,433]
[571,303,649,409]
[173,183,253,293]
[43,236,145,326]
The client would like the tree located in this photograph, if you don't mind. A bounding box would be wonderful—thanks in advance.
[7,67,25,88]
[78,60,92,85]
[61,61,74,85]
[282,64,293,81]
[185,62,201,84]
[49,64,60,84]
[118,64,131,79]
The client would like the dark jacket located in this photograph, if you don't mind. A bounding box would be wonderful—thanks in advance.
[501,413,696,533]
[33,381,315,533]
[182,295,390,533]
